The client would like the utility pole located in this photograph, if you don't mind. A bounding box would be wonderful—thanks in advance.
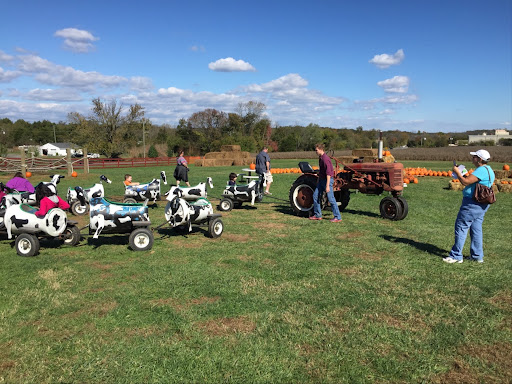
[142,119,146,159]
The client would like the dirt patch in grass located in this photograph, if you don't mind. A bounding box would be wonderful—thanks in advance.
[352,250,384,261]
[196,315,256,337]
[327,266,362,277]
[488,290,512,310]
[336,231,364,240]
[222,233,251,242]
[63,300,118,319]
[150,296,220,312]
[431,342,512,384]
[166,237,204,249]
[252,221,287,231]
[321,307,349,333]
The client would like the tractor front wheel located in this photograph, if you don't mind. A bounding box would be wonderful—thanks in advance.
[379,197,403,221]
[71,200,89,216]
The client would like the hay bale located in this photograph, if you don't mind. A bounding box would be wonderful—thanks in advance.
[221,145,241,152]
[382,154,395,163]
[493,170,509,179]
[233,158,251,166]
[204,152,225,159]
[449,181,464,191]
[352,148,378,157]
[498,183,512,193]
[215,159,234,166]
[194,159,204,166]
[362,156,377,163]
[337,156,357,164]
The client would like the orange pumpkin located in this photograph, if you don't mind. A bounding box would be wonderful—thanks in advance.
[413,178,418,184]
[502,180,508,185]
[249,163,256,170]
[504,164,510,171]
[404,178,410,184]
[71,171,78,177]
[25,171,32,178]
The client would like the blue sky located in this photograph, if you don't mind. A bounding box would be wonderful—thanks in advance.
[0,0,510,133]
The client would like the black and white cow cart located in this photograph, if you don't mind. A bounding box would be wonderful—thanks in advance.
[161,189,223,238]
[67,175,112,215]
[1,204,81,257]
[123,171,167,204]
[165,177,213,201]
[88,196,154,251]
[218,179,264,212]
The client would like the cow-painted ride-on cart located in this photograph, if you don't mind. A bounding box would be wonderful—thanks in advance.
[67,175,112,215]
[158,189,224,238]
[85,195,154,251]
[0,202,80,257]
[218,177,264,212]
[123,171,167,204]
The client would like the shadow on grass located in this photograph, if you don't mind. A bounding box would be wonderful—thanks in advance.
[379,235,447,258]
[87,234,131,250]
[344,208,380,218]
[156,226,211,239]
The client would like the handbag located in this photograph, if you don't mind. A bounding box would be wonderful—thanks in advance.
[473,166,496,204]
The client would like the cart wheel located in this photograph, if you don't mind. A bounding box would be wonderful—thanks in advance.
[129,228,154,251]
[218,198,234,212]
[396,196,409,220]
[71,200,89,215]
[62,225,81,246]
[15,233,40,257]
[123,198,138,204]
[208,218,224,238]
[379,197,403,221]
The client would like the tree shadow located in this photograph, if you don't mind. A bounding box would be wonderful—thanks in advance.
[379,235,447,258]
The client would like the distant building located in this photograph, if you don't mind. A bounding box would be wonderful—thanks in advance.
[39,142,77,156]
[468,129,510,144]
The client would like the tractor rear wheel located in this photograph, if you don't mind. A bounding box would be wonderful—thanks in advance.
[71,200,89,215]
[379,196,403,220]
[289,175,319,217]
[129,228,154,251]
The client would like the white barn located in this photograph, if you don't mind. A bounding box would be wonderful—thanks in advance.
[39,143,77,156]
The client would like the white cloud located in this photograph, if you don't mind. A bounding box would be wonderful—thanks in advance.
[130,76,154,91]
[24,88,83,101]
[17,54,127,89]
[0,50,15,64]
[54,28,99,53]
[208,57,256,72]
[243,73,308,92]
[0,67,21,82]
[377,75,410,93]
[189,45,205,52]
[369,49,405,69]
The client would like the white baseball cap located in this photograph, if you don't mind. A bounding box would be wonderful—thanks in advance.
[470,149,491,161]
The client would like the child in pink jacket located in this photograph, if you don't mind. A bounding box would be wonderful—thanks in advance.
[34,184,70,218]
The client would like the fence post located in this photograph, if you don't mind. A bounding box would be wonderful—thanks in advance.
[20,148,26,174]
[83,147,89,174]
[66,149,72,176]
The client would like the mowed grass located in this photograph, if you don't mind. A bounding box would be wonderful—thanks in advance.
[0,160,511,383]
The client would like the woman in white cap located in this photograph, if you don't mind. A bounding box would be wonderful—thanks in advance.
[444,149,495,264]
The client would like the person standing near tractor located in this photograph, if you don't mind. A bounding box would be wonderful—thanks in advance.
[256,146,273,195]
[310,144,342,223]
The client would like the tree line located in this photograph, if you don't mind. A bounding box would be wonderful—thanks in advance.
[0,98,506,158]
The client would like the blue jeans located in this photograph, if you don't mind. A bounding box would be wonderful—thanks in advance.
[449,197,490,261]
[313,178,341,220]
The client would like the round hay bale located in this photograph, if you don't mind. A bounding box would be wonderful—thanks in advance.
[449,181,464,191]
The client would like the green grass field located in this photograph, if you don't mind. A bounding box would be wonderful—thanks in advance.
[1,160,511,383]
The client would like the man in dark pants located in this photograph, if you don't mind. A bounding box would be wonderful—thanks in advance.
[310,144,342,222]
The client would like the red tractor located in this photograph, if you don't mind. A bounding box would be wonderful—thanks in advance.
[289,155,408,220]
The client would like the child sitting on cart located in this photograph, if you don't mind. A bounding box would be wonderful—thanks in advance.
[35,184,70,218]
[228,172,237,186]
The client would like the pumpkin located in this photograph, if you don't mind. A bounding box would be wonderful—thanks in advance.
[249,163,256,170]
[404,178,410,184]
[504,164,510,171]
[71,171,78,177]
[25,171,32,178]
[502,180,508,185]
[413,178,419,184]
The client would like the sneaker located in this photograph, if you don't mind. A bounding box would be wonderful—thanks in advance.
[264,191,272,195]
[443,256,463,264]
[330,218,342,223]
[309,216,322,220]
[470,258,484,263]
